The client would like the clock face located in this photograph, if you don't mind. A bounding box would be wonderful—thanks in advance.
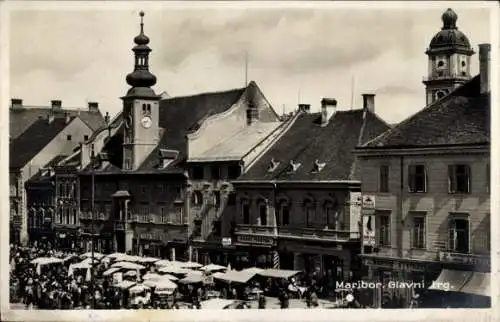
[141,116,152,129]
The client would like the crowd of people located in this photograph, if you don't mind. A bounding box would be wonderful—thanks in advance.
[9,242,362,310]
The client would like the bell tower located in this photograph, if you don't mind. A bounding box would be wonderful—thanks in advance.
[423,8,475,106]
[121,11,160,171]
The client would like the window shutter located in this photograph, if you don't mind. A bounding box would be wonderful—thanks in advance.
[448,165,456,193]
[423,166,428,192]
[408,165,415,192]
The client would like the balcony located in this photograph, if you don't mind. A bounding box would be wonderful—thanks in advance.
[79,211,109,221]
[438,251,490,268]
[279,226,359,242]
[235,224,276,236]
[234,224,359,243]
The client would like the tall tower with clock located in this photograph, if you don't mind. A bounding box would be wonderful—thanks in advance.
[121,12,160,171]
[423,8,475,106]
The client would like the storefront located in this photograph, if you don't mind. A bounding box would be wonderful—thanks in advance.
[277,240,357,280]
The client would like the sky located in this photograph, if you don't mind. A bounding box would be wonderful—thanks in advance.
[8,2,493,124]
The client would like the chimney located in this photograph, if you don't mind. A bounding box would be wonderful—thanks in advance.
[104,112,110,124]
[47,111,55,124]
[51,100,62,110]
[479,43,491,94]
[11,98,23,110]
[88,102,99,113]
[298,104,311,113]
[362,94,375,113]
[65,112,71,123]
[320,98,337,126]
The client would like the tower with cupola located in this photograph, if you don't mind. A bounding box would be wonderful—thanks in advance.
[423,8,475,106]
[121,11,161,171]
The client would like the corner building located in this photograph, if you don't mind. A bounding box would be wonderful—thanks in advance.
[355,8,491,308]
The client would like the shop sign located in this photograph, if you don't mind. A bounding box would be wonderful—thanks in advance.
[222,237,232,247]
[439,251,490,267]
[362,215,376,246]
[362,195,376,210]
[236,235,274,246]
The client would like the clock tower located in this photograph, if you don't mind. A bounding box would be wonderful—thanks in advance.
[121,11,160,171]
[423,8,474,106]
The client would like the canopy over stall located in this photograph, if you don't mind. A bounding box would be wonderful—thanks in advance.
[103,267,121,276]
[115,280,136,289]
[179,271,204,284]
[201,264,227,272]
[258,269,301,279]
[129,284,151,294]
[215,270,258,284]
[30,257,64,265]
[158,266,191,275]
[154,260,170,267]
[81,252,104,260]
[136,257,160,264]
[111,261,145,270]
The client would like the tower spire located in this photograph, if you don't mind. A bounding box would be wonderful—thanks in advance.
[125,11,157,96]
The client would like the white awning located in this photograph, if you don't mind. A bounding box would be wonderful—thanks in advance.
[103,267,121,276]
[200,299,238,309]
[460,272,490,297]
[258,269,301,279]
[428,269,472,292]
[214,270,257,284]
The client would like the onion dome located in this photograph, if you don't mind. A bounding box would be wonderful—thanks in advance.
[134,11,150,45]
[125,11,157,90]
[428,8,472,51]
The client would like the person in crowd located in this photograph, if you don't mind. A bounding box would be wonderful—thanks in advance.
[258,293,266,309]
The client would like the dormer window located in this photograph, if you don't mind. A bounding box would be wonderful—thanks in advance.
[267,158,280,172]
[286,160,301,173]
[158,149,179,169]
[312,160,326,173]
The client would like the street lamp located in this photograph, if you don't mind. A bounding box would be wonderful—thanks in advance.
[90,149,96,309]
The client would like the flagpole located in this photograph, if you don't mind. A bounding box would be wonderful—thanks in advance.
[90,151,96,309]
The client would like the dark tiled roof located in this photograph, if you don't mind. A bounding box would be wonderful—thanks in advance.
[26,154,67,185]
[238,109,391,181]
[362,75,489,148]
[82,87,246,174]
[10,107,106,140]
[10,117,76,169]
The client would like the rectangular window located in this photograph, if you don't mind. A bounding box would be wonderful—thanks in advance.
[242,204,250,225]
[378,214,391,246]
[281,205,290,226]
[306,207,314,228]
[191,166,204,180]
[448,165,471,194]
[84,135,89,141]
[211,166,221,180]
[212,220,222,236]
[72,209,77,225]
[194,220,202,237]
[213,191,221,208]
[259,205,268,226]
[412,216,426,249]
[408,164,427,193]
[67,135,72,141]
[379,165,389,192]
[448,216,469,253]
[228,165,241,179]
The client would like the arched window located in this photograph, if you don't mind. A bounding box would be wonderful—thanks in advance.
[38,208,45,228]
[240,197,250,225]
[258,199,268,226]
[66,208,71,225]
[277,199,290,226]
[58,183,63,198]
[304,199,315,228]
[191,191,203,207]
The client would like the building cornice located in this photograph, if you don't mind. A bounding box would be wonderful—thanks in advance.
[354,144,489,157]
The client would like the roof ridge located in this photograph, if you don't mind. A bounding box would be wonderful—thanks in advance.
[360,74,480,148]
[348,111,369,179]
[163,87,246,101]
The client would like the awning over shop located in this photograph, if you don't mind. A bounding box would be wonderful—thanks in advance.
[428,269,472,292]
[111,190,130,198]
[460,272,490,297]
